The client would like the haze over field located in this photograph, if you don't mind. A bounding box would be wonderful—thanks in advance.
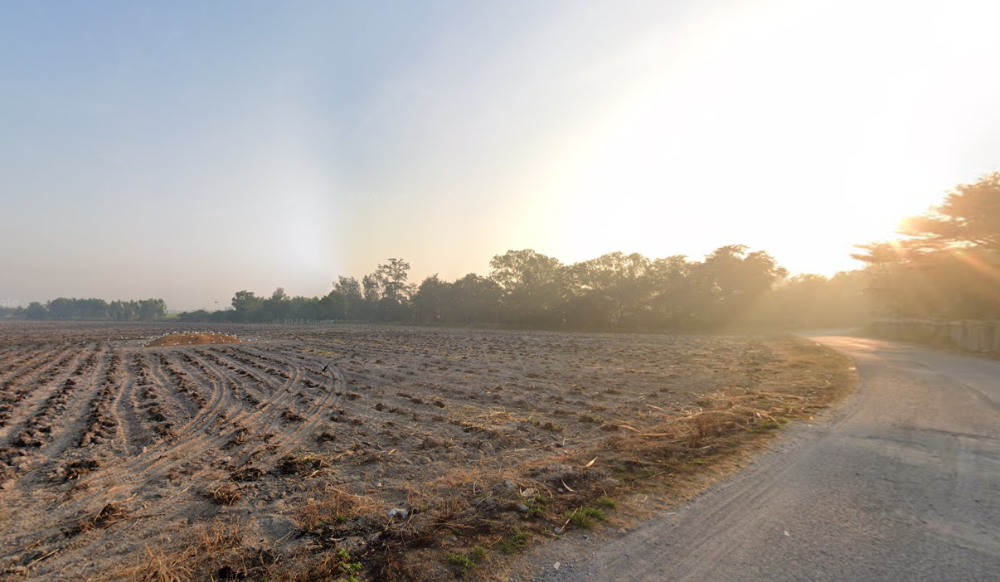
[3,0,1000,311]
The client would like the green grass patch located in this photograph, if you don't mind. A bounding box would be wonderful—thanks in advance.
[470,545,487,560]
[447,545,488,577]
[756,418,783,430]
[499,528,529,554]
[331,547,362,582]
[448,553,474,578]
[526,495,548,518]
[568,505,608,529]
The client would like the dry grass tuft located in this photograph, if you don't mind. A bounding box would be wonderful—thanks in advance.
[129,546,192,582]
[206,483,242,506]
[102,520,247,582]
[294,486,375,533]
[277,453,324,476]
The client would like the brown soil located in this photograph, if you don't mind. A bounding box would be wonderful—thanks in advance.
[146,332,241,347]
[0,322,854,581]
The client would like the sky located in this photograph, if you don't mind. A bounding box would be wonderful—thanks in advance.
[2,0,1000,311]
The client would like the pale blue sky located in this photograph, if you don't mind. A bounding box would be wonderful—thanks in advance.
[3,0,999,311]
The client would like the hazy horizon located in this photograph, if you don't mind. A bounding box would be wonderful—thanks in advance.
[4,0,1000,312]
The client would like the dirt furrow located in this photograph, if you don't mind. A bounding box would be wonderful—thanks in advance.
[195,348,270,407]
[152,352,204,421]
[0,347,48,382]
[212,348,301,424]
[112,354,154,456]
[0,345,100,448]
[0,346,78,430]
[30,345,111,461]
[167,351,232,438]
[212,347,285,397]
[258,354,342,460]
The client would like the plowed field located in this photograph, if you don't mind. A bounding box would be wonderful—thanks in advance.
[0,322,852,581]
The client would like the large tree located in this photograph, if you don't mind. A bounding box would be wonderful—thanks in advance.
[25,302,46,320]
[364,258,411,320]
[450,274,501,324]
[855,172,1000,318]
[377,258,410,302]
[568,252,652,329]
[646,255,693,327]
[689,245,787,327]
[411,275,452,324]
[264,287,290,321]
[334,276,366,319]
[900,172,1000,252]
[231,290,263,322]
[489,249,567,326]
[137,299,167,321]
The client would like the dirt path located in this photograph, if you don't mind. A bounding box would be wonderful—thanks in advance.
[525,333,1000,581]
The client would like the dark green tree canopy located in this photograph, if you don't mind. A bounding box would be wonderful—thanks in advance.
[21,298,166,321]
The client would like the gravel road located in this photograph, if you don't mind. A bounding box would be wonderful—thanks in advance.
[528,333,1000,581]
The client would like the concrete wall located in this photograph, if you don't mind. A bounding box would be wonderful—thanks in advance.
[871,317,1000,354]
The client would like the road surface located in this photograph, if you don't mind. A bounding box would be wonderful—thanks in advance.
[530,333,1000,581]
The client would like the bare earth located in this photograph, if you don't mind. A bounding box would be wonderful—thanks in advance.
[0,322,851,581]
[146,333,243,347]
[527,333,1000,581]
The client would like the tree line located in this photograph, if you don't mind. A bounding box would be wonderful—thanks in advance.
[15,298,168,321]
[178,245,871,330]
[179,287,347,323]
[11,172,996,328]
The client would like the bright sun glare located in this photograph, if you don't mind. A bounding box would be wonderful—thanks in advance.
[531,0,1000,276]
